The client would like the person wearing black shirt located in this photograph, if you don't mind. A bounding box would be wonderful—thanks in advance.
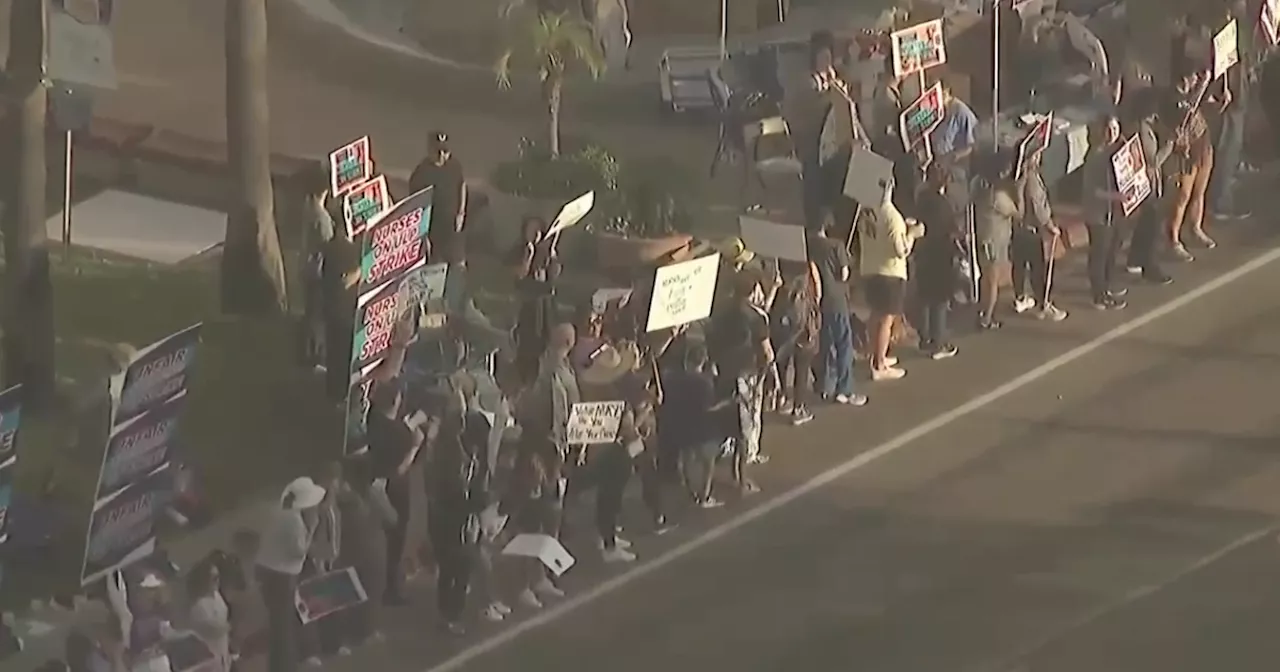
[668,345,731,508]
[809,215,863,405]
[409,131,468,264]
[423,386,486,635]
[708,274,773,494]
[508,216,561,384]
[912,166,962,359]
[364,383,424,605]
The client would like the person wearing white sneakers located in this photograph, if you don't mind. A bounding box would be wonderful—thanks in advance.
[1014,143,1069,321]
[809,214,867,404]
[859,178,924,381]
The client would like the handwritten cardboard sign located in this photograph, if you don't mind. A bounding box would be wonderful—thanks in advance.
[646,253,720,332]
[1213,19,1239,80]
[1111,134,1151,217]
[503,533,575,576]
[842,146,895,207]
[329,136,373,197]
[567,401,626,444]
[890,19,946,78]
[1014,114,1053,181]
[899,83,945,151]
[343,175,391,238]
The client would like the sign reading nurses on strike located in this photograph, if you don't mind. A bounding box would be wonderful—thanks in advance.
[359,187,433,294]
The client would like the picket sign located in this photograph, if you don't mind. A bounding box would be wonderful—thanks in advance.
[567,401,626,445]
[646,253,720,332]
[329,136,373,196]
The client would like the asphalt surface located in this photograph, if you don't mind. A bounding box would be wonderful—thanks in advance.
[277,215,1280,672]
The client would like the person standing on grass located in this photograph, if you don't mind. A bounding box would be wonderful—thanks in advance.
[1081,116,1129,310]
[255,477,327,672]
[1121,87,1174,286]
[1014,143,1070,321]
[409,131,468,264]
[809,213,864,404]
[364,383,425,606]
[911,164,961,359]
[860,180,924,381]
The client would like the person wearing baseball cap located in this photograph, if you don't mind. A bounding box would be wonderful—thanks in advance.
[256,476,326,672]
[409,130,468,264]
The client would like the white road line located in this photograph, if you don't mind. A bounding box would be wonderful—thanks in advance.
[425,246,1280,672]
[971,525,1276,672]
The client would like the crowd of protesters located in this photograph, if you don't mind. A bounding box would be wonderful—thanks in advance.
[30,2,1280,671]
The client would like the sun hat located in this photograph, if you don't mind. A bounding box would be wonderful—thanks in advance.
[577,341,640,387]
[280,476,327,510]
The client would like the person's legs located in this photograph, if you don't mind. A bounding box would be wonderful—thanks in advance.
[596,446,633,554]
[382,478,411,603]
[428,504,467,627]
[637,449,668,530]
[829,310,855,396]
[818,311,839,398]
[258,567,299,672]
[1087,224,1123,306]
[1208,107,1247,216]
[1188,143,1216,244]
[976,246,1002,328]
[791,346,816,415]
[1010,230,1034,301]
[1166,162,1197,257]
[923,301,952,352]
[733,373,762,491]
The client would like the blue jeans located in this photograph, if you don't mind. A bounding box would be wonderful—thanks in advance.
[819,309,855,397]
[917,301,949,348]
[1208,107,1246,213]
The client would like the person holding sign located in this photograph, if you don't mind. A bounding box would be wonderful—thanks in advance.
[809,215,864,403]
[409,131,468,262]
[971,158,1025,330]
[860,182,924,381]
[1166,70,1216,260]
[320,222,360,402]
[1080,117,1129,310]
[928,82,980,213]
[364,384,425,606]
[1014,143,1071,321]
[912,165,963,358]
[255,477,328,672]
[1207,2,1252,222]
[509,216,561,385]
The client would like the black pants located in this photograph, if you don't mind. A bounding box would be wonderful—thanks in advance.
[1010,229,1049,305]
[595,444,633,548]
[324,317,354,402]
[1126,199,1164,275]
[258,566,301,672]
[427,501,473,623]
[383,476,411,599]
[636,448,665,524]
[1086,223,1120,300]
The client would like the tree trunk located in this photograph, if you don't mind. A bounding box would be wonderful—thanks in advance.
[546,75,564,158]
[222,0,288,316]
[1,0,55,406]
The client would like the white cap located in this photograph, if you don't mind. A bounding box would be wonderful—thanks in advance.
[280,477,327,510]
[139,573,164,589]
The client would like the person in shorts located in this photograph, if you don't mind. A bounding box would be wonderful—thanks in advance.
[858,180,924,381]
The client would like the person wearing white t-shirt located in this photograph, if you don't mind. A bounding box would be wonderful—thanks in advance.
[858,180,924,381]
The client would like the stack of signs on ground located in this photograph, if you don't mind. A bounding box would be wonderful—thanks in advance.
[738,216,807,262]
[0,386,22,551]
[82,324,201,585]
[889,19,946,79]
[1111,135,1151,217]
[1014,114,1053,182]
[646,253,720,332]
[345,187,436,454]
[900,83,944,159]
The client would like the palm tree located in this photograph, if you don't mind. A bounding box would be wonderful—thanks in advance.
[1,0,55,405]
[496,10,605,159]
[222,0,288,316]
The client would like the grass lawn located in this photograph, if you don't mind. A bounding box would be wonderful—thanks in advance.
[0,246,340,605]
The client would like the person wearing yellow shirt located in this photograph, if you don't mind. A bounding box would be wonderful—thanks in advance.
[858,180,924,381]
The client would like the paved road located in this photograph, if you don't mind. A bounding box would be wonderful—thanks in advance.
[272,216,1280,672]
